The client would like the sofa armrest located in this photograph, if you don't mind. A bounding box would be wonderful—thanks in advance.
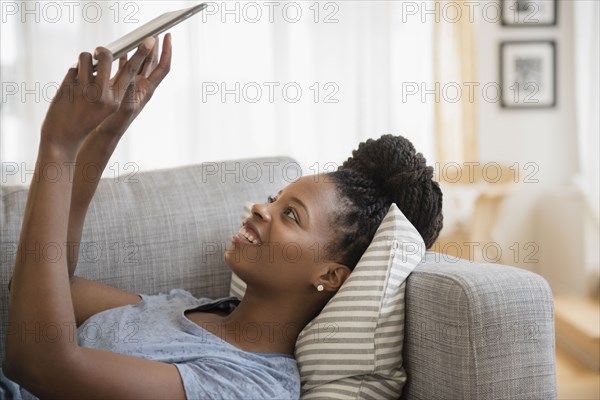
[401,253,556,400]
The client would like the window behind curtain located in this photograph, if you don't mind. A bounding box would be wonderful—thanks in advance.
[1,1,435,185]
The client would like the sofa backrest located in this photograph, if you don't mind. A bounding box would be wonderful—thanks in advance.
[0,157,298,363]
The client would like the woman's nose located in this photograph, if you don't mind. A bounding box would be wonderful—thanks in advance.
[251,202,272,222]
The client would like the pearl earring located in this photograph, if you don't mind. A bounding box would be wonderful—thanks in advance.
[317,284,324,292]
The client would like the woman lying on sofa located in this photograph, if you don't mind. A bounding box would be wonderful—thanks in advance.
[1,34,443,399]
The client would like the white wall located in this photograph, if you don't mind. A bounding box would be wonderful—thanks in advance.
[475,1,597,295]
[476,0,577,186]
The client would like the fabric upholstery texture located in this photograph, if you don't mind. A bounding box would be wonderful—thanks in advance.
[402,253,557,400]
[0,157,557,399]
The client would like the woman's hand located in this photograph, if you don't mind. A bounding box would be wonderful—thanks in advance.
[40,36,157,152]
[92,33,172,141]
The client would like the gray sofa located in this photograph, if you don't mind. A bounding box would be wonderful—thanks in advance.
[0,156,557,399]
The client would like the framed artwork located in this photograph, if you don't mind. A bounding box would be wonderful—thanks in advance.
[500,41,556,108]
[501,0,557,26]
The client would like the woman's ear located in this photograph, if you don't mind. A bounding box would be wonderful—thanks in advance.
[316,263,351,292]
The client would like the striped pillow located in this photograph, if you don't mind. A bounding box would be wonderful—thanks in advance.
[230,203,425,398]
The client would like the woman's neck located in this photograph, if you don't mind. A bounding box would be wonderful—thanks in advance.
[216,287,323,356]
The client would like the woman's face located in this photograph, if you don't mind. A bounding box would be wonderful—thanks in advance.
[225,175,345,295]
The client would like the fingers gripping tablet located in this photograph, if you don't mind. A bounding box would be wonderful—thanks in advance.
[73,3,207,71]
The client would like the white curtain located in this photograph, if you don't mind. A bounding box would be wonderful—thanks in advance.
[573,0,600,280]
[1,1,434,185]
[573,0,600,223]
[433,0,477,166]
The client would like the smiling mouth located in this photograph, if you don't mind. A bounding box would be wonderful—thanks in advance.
[236,225,262,245]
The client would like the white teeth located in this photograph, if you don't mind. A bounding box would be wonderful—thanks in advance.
[237,226,259,245]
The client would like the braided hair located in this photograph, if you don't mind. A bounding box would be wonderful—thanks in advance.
[325,134,443,269]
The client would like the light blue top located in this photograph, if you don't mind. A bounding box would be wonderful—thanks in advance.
[0,289,300,400]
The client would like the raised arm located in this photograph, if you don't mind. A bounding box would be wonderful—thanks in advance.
[7,35,173,324]
[3,35,186,399]
[66,34,173,326]
[67,34,171,275]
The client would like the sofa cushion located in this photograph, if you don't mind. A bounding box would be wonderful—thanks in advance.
[230,203,425,398]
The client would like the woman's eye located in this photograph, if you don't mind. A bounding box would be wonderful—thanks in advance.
[267,195,275,203]
[285,207,298,222]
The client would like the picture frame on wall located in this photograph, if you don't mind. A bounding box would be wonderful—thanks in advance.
[500,40,556,109]
[501,0,557,26]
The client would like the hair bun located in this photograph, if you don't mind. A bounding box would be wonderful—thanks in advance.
[340,134,433,200]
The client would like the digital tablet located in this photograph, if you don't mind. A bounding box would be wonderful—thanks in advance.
[76,3,207,70]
